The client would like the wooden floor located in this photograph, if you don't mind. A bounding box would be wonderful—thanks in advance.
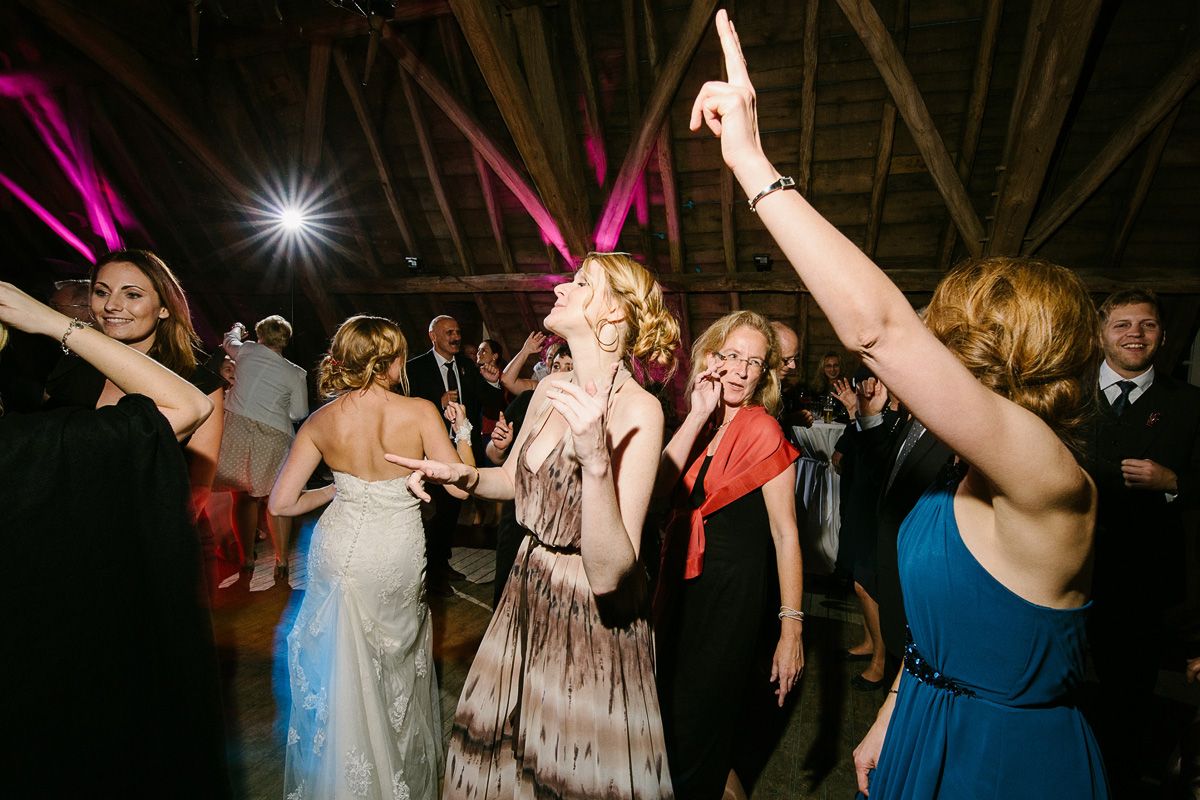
[211,519,895,799]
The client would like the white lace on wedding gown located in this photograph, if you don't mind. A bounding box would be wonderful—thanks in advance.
[284,472,441,800]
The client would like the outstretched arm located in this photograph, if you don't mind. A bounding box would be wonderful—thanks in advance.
[0,281,211,438]
[693,11,1083,512]
[268,426,335,517]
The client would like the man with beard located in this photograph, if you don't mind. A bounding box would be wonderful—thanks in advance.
[1088,288,1200,795]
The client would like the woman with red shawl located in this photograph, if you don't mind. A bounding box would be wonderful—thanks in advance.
[655,310,805,800]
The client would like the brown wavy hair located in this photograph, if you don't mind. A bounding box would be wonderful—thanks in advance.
[91,249,200,378]
[581,252,680,383]
[925,257,1099,455]
[317,315,408,398]
[255,315,293,349]
[687,310,783,417]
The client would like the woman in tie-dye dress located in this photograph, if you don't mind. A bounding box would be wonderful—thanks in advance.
[389,253,680,799]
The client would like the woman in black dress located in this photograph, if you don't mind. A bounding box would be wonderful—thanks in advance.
[656,310,804,800]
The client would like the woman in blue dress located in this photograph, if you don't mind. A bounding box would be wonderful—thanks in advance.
[692,11,1108,798]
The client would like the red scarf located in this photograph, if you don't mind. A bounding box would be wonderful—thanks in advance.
[679,405,800,579]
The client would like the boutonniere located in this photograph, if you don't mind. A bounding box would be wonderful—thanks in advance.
[1146,412,1161,428]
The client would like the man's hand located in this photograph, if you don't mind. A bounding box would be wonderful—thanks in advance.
[1121,459,1178,493]
[439,389,459,409]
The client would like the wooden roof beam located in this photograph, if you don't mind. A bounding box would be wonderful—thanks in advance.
[864,0,909,259]
[796,0,820,197]
[642,0,683,273]
[985,0,1104,255]
[382,28,567,263]
[596,0,719,249]
[621,0,655,262]
[20,0,253,203]
[1023,46,1200,253]
[301,42,332,173]
[333,47,419,255]
[1107,107,1181,267]
[327,267,1200,296]
[835,0,984,256]
[570,0,608,190]
[937,0,1004,269]
[447,0,590,257]
[439,17,516,275]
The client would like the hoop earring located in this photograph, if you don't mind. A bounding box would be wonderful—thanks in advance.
[595,319,619,352]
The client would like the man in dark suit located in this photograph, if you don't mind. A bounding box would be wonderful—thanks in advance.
[1087,289,1200,794]
[857,393,954,665]
[406,314,502,595]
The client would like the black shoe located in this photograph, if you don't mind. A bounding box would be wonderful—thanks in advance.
[850,674,885,691]
[445,566,466,581]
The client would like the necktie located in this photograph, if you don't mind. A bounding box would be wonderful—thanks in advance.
[444,360,459,396]
[886,419,926,493]
[1111,380,1136,417]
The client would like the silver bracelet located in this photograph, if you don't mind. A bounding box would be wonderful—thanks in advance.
[748,176,797,212]
[60,317,91,354]
[778,605,805,622]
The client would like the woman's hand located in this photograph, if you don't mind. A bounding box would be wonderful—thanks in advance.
[853,698,896,796]
[479,361,501,383]
[771,628,804,707]
[689,10,765,174]
[544,364,619,477]
[445,401,471,438]
[689,366,722,422]
[384,453,477,502]
[490,412,513,453]
[832,377,858,418]
[521,330,547,356]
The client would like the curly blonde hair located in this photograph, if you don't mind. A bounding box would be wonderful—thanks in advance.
[582,252,680,383]
[317,315,408,398]
[687,310,783,417]
[925,257,1099,454]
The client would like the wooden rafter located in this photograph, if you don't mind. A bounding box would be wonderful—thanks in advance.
[438,17,516,275]
[835,0,984,256]
[642,0,683,273]
[596,0,719,246]
[19,0,252,202]
[301,42,332,173]
[796,0,820,197]
[382,28,564,260]
[333,46,419,255]
[1023,46,1200,253]
[327,267,1200,296]
[938,0,1004,269]
[621,0,654,261]
[985,0,1104,255]
[569,0,607,187]
[1108,107,1181,267]
[448,0,590,256]
[864,0,909,259]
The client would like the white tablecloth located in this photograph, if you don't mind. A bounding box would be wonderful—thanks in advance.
[793,422,847,574]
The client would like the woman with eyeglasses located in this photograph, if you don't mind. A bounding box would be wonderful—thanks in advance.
[655,310,804,800]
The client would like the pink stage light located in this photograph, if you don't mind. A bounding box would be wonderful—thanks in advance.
[0,170,96,262]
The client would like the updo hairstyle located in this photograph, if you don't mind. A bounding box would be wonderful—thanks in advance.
[317,315,408,398]
[924,257,1099,454]
[583,252,680,382]
[687,310,783,416]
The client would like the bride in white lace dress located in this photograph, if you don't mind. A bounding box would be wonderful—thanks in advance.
[269,316,468,800]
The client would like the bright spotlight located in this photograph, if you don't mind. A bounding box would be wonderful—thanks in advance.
[279,207,305,232]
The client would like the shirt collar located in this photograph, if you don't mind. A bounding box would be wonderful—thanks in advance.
[1099,360,1154,392]
[434,350,455,370]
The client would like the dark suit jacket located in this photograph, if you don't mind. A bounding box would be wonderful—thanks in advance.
[406,349,501,462]
[861,414,954,659]
[1088,372,1200,609]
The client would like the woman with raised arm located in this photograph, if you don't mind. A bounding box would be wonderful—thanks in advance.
[388,253,680,799]
[269,316,462,800]
[1,282,229,797]
[694,11,1107,798]
[655,310,803,800]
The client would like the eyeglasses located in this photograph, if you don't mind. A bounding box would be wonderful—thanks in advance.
[713,351,766,373]
[781,356,798,368]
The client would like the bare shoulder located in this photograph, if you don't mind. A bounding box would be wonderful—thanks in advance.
[609,382,663,437]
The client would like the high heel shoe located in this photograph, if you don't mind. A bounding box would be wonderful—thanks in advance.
[274,562,289,587]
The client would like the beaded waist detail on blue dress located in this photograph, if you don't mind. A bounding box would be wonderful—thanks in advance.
[903,628,976,698]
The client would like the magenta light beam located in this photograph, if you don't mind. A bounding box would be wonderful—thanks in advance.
[0,171,96,262]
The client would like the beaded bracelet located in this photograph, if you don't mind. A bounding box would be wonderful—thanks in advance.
[778,605,805,622]
[452,420,473,445]
[60,317,91,354]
